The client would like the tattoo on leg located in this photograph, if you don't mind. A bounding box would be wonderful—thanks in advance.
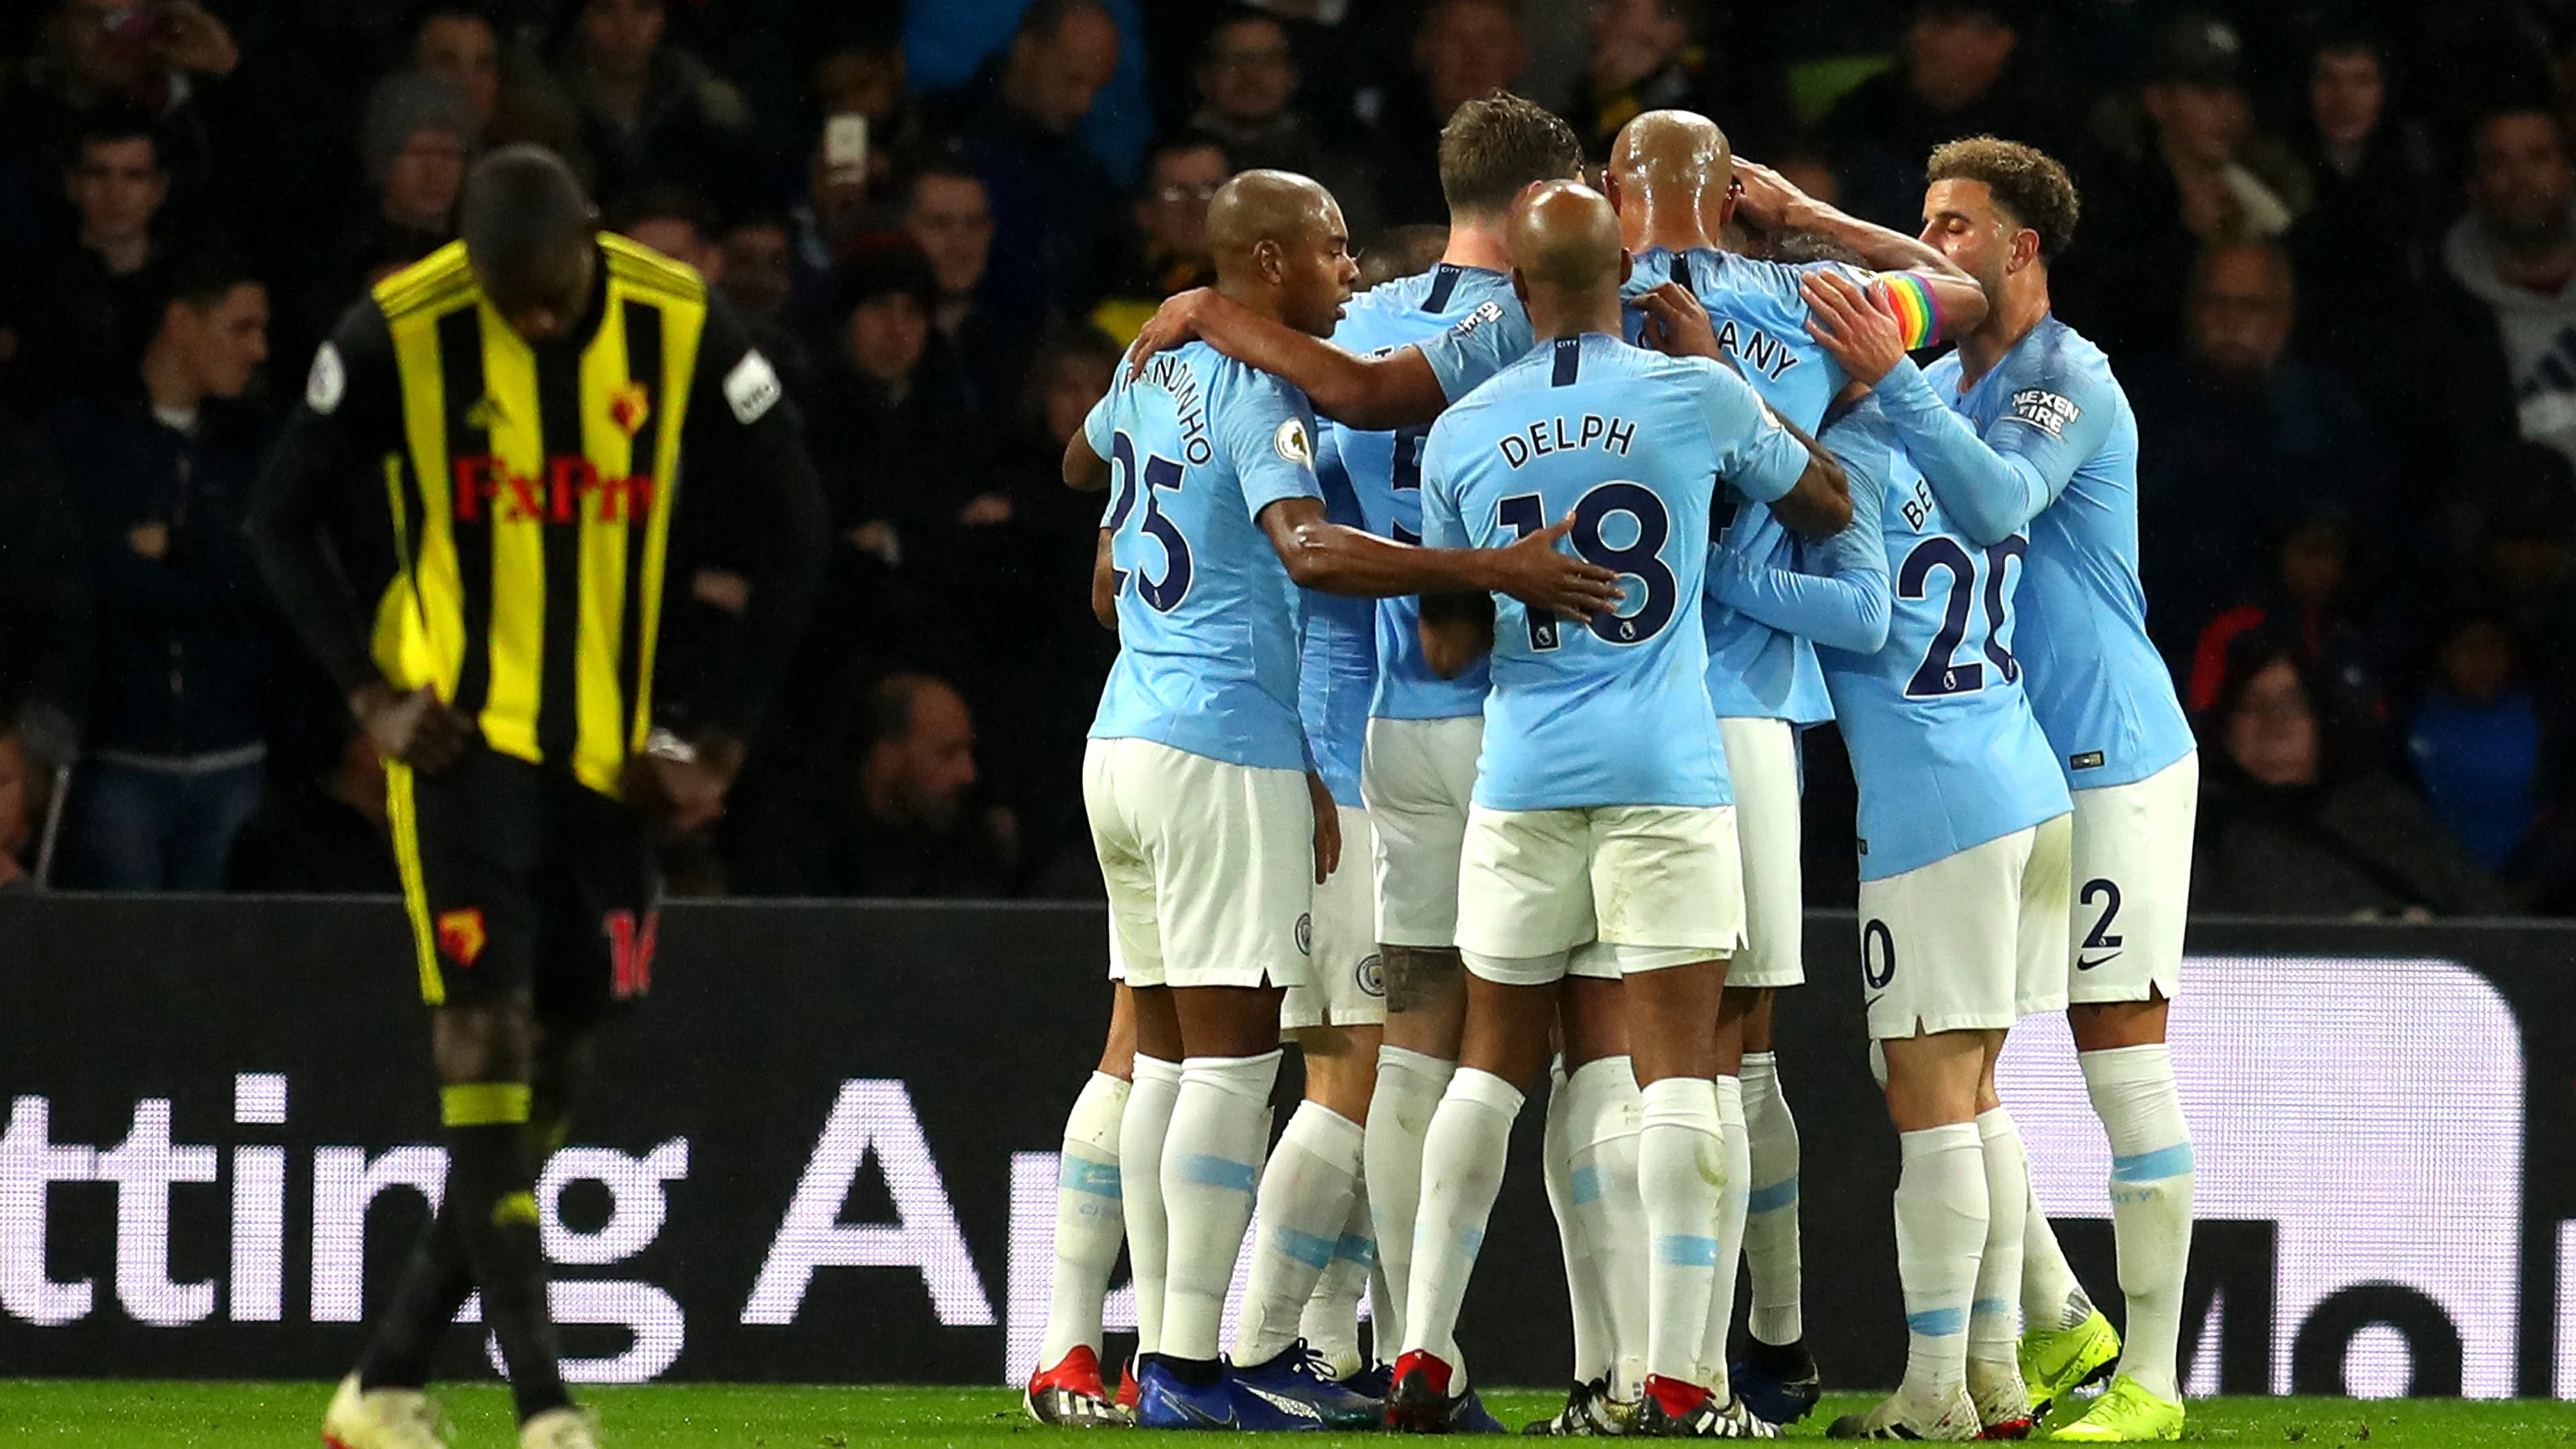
[1381,946,1461,1016]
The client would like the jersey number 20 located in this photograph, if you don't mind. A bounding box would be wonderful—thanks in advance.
[1896,535,2026,697]
[1107,431,1194,612]
[1497,482,1676,651]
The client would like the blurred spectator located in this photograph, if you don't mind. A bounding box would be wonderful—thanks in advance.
[906,160,1024,410]
[0,412,93,765]
[2131,240,2386,664]
[730,673,1012,898]
[1361,222,1452,288]
[552,0,755,211]
[2185,512,2383,723]
[611,180,721,276]
[1372,0,1528,227]
[411,1,502,141]
[2066,14,2305,362]
[1089,135,1226,344]
[2284,29,2439,435]
[2405,610,2549,876]
[934,0,1124,322]
[360,72,471,239]
[1187,11,1373,235]
[1568,0,1790,163]
[2421,106,2576,475]
[9,110,171,407]
[222,720,397,894]
[1813,0,2067,233]
[0,712,41,892]
[46,252,275,891]
[717,209,795,324]
[2193,640,2517,918]
[802,15,933,227]
[2454,447,2576,713]
[1,0,237,225]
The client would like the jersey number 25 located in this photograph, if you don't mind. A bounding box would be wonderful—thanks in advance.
[1107,431,1194,612]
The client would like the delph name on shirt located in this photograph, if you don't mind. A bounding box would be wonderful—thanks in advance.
[1498,413,1636,469]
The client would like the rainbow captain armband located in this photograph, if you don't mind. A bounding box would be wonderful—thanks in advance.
[1868,271,1941,349]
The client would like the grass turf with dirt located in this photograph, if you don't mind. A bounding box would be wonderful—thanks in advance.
[0,1382,2569,1446]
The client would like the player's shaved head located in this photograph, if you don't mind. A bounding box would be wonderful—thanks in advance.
[1509,179,1624,292]
[461,144,599,342]
[1205,167,1334,262]
[1609,108,1733,196]
[1204,168,1358,336]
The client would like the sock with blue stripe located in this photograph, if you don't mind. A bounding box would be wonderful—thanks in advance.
[1159,1051,1281,1365]
[1970,1107,2028,1373]
[1637,1075,1722,1391]
[1894,1121,1986,1399]
[1543,1059,1613,1386]
[1738,1052,1804,1346]
[1364,1045,1452,1360]
[1565,1055,1648,1398]
[1118,1057,1182,1358]
[1298,1179,1375,1378]
[1402,1066,1522,1385]
[1040,1070,1130,1370]
[2083,1043,2195,1403]
[1235,1100,1364,1365]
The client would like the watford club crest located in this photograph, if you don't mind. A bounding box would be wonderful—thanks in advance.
[435,907,488,967]
[609,380,652,436]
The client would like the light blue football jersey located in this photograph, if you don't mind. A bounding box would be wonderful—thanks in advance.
[1085,341,1323,773]
[1877,315,2194,790]
[1302,424,1376,807]
[1419,332,1811,811]
[1325,263,1516,721]
[1711,397,2069,879]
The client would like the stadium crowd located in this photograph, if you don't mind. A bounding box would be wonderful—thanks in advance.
[0,0,2573,915]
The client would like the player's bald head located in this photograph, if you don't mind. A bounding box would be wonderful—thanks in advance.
[1609,109,1733,197]
[1508,179,1624,293]
[461,144,598,338]
[1205,168,1337,264]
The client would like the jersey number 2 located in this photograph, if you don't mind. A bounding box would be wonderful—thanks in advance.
[1497,483,1676,651]
[1108,431,1194,613]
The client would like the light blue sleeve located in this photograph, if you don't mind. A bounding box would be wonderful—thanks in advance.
[1081,388,1115,460]
[1416,299,1532,403]
[1691,361,1812,504]
[1705,458,1889,653]
[1872,355,2109,546]
[1418,423,1469,549]
[1218,369,1326,519]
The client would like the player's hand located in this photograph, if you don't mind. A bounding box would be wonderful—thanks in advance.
[1800,270,1907,387]
[1632,282,1720,361]
[351,682,476,774]
[1307,771,1340,884]
[622,729,747,837]
[1487,512,1625,620]
[1127,289,1208,379]
[1728,160,1812,233]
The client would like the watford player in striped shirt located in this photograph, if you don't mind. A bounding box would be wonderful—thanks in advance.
[250,148,824,1449]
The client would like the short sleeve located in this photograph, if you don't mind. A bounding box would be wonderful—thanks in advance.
[1081,385,1116,461]
[1216,366,1324,519]
[1417,423,1468,550]
[1415,297,1534,403]
[1984,355,2116,498]
[1689,361,1810,505]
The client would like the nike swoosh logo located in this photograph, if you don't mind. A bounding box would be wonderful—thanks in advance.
[2076,954,2118,971]
[1241,1385,1323,1421]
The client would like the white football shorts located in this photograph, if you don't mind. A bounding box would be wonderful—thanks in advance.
[1361,715,1483,949]
[1456,803,1743,987]
[1282,805,1387,1030]
[2066,750,2199,1005]
[1084,737,1313,991]
[1717,716,1805,990]
[1855,811,2073,1039]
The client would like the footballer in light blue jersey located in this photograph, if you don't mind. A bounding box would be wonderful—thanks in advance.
[1709,397,2070,879]
[1420,332,1812,812]
[1302,425,1376,807]
[1872,315,2194,791]
[1322,262,1517,721]
[1084,340,1322,773]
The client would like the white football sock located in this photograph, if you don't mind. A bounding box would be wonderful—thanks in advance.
[1894,1121,1986,1398]
[2020,1173,2091,1332]
[1041,1070,1132,1368]
[1738,1052,1804,1347]
[1118,1057,1181,1358]
[1402,1066,1522,1385]
[1235,1101,1364,1366]
[1365,1045,1454,1358]
[1299,1180,1375,1379]
[1159,1051,1281,1363]
[1970,1107,2027,1370]
[1543,1061,1613,1385]
[1698,1075,1750,1401]
[2083,1044,2195,1404]
[1565,1055,1649,1399]
[1637,1075,1722,1391]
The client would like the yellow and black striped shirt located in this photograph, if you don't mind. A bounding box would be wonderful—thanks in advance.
[251,233,823,797]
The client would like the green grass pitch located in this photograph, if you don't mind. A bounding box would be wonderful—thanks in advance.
[0,1382,2570,1446]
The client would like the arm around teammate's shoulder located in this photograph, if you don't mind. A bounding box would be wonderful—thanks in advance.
[1688,359,1850,537]
[1128,288,1447,430]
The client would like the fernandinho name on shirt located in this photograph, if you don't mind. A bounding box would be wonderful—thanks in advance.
[1139,351,1215,464]
[1497,411,1638,469]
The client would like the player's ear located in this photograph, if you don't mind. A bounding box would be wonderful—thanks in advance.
[1253,237,1284,284]
[2011,227,2041,274]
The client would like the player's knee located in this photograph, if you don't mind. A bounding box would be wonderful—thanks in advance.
[430,1000,536,1086]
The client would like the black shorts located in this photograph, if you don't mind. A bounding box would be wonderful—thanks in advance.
[387,745,660,1026]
